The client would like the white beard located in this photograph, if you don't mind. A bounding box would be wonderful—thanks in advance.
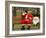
[25,15,28,19]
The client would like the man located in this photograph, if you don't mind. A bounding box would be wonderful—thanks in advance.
[21,10,33,30]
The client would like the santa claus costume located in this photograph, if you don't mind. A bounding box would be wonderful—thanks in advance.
[20,12,33,24]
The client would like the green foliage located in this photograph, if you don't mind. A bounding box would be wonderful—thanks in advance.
[12,24,40,30]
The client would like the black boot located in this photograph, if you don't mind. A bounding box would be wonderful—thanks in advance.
[21,26,25,30]
[27,26,31,30]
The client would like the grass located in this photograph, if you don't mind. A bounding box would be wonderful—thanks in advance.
[12,23,40,31]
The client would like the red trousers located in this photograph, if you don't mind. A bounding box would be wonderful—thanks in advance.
[20,19,32,24]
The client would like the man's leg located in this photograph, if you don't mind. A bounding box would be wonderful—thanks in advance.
[21,24,25,30]
[27,24,31,30]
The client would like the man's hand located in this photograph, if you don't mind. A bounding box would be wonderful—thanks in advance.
[22,13,26,16]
